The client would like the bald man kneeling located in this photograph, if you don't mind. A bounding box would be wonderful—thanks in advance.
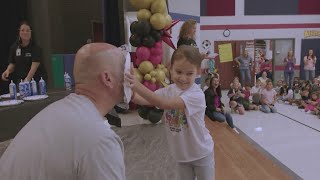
[0,43,126,180]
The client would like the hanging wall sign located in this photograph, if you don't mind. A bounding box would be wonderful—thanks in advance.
[304,30,320,38]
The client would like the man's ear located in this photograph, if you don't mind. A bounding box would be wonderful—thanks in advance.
[99,71,114,89]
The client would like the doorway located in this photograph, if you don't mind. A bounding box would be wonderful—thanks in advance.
[214,40,254,89]
[300,39,320,79]
[254,39,295,83]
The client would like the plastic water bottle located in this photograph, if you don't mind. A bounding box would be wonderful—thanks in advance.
[24,80,31,96]
[19,80,26,98]
[39,77,46,95]
[64,72,72,91]
[9,80,17,100]
[30,78,38,96]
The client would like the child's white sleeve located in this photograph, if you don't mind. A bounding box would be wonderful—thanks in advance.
[180,90,206,116]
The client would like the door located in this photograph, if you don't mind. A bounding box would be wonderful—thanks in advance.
[300,39,320,79]
[214,41,237,89]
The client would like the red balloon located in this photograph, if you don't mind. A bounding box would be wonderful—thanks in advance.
[135,58,143,66]
[149,55,162,66]
[136,46,151,60]
[154,41,162,49]
[150,46,162,56]
[143,81,157,91]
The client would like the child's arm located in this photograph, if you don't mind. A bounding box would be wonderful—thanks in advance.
[260,94,267,105]
[131,92,151,106]
[272,94,277,105]
[125,65,185,110]
[310,100,318,106]
[227,89,235,98]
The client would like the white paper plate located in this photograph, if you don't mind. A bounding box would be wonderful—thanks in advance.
[0,93,20,99]
[0,100,24,107]
[23,95,48,101]
[123,51,132,104]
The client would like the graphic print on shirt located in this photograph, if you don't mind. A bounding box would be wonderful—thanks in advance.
[165,109,188,133]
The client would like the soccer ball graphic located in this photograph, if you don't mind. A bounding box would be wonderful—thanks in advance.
[202,40,211,50]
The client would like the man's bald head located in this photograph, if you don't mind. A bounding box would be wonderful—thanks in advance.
[73,43,125,84]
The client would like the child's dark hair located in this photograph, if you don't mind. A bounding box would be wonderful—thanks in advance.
[207,76,221,97]
[205,77,211,82]
[171,45,202,68]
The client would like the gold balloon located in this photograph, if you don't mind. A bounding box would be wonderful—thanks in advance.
[137,9,152,21]
[165,14,172,27]
[130,0,152,10]
[144,74,152,81]
[133,68,143,82]
[151,77,157,83]
[138,61,154,74]
[150,70,157,77]
[155,69,166,82]
[150,13,166,30]
[150,0,167,14]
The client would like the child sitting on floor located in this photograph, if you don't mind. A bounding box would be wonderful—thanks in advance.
[274,80,283,95]
[251,79,262,105]
[243,84,259,111]
[260,80,277,113]
[303,92,319,113]
[289,83,302,106]
[278,84,293,103]
[228,80,245,115]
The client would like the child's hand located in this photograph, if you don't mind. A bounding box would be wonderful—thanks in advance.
[124,63,139,90]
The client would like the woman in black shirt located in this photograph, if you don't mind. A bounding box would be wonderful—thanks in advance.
[1,21,47,83]
[177,19,198,48]
[205,76,239,133]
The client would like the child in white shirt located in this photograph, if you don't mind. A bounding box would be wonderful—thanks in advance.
[251,78,262,105]
[261,80,277,113]
[125,45,214,180]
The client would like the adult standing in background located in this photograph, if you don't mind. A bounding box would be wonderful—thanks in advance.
[234,50,253,86]
[177,19,198,48]
[303,49,317,81]
[283,50,296,89]
[177,19,204,87]
[1,21,47,83]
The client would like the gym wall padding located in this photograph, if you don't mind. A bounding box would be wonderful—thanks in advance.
[51,54,64,88]
[245,0,299,15]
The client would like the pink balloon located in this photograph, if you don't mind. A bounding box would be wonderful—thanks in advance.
[135,58,142,66]
[143,81,157,91]
[136,46,151,60]
[149,55,162,66]
[150,46,162,56]
[154,41,162,49]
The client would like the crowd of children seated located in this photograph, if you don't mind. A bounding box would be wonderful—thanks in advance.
[278,77,320,118]
[203,74,320,119]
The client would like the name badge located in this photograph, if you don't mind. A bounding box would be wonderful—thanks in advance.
[25,53,32,57]
[16,48,21,56]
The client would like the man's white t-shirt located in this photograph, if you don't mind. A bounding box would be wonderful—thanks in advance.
[155,84,214,163]
[0,94,125,180]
